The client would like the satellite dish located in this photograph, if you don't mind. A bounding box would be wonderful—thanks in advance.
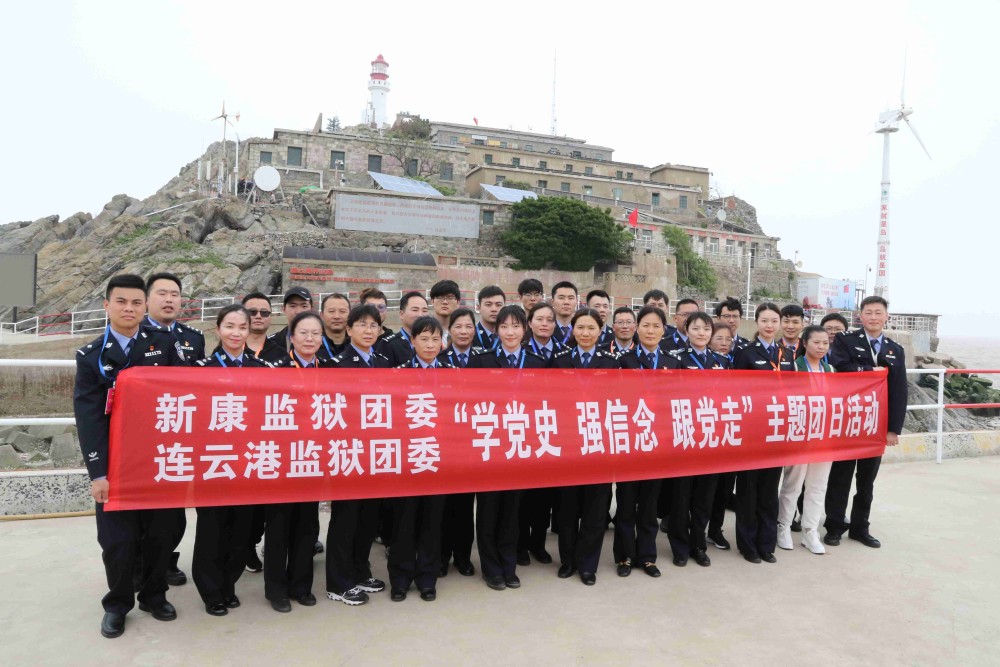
[716,209,727,223]
[254,165,281,192]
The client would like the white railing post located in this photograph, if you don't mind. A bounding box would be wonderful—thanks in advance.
[201,300,207,322]
[936,368,945,464]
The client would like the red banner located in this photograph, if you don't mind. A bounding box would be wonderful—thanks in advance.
[106,368,887,510]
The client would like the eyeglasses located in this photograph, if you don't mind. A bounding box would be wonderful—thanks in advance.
[367,304,388,312]
[434,295,458,303]
[246,309,272,317]
[353,323,382,331]
[613,320,635,326]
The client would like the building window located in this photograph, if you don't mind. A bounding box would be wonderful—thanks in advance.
[565,164,573,172]
[368,154,382,172]
[596,152,604,161]
[626,171,634,180]
[539,160,547,170]
[483,210,495,225]
[680,195,688,209]
[440,163,454,181]
[330,150,345,169]
[495,175,505,185]
[537,179,548,189]
[725,239,736,255]
[500,141,508,148]
[651,193,660,206]
[709,237,720,253]
[612,187,623,200]
[560,182,571,192]
[548,147,559,154]
[485,154,493,165]
[583,185,593,196]
[474,139,485,146]
[584,166,593,176]
[287,146,302,167]
[571,150,582,158]
[260,151,272,165]
[406,159,419,177]
[512,157,521,167]
[525,144,533,151]
[615,170,623,179]
[450,136,458,145]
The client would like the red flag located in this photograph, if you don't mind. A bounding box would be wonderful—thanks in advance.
[473,117,479,125]
[627,209,639,227]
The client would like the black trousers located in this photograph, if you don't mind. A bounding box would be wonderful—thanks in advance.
[263,502,318,601]
[387,495,446,591]
[613,479,661,564]
[247,505,265,552]
[557,484,610,573]
[709,471,737,533]
[518,487,556,554]
[825,455,882,537]
[476,490,522,579]
[440,493,475,566]
[193,505,253,605]
[734,467,781,556]
[95,504,185,615]
[325,498,379,593]
[666,474,718,559]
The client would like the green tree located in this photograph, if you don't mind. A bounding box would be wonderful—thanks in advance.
[662,225,718,295]
[499,180,532,191]
[325,116,341,132]
[501,197,632,271]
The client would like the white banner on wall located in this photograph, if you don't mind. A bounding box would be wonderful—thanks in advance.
[335,193,480,239]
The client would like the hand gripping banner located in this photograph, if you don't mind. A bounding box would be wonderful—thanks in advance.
[106,368,887,510]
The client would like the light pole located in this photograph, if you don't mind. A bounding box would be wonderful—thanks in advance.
[745,248,753,314]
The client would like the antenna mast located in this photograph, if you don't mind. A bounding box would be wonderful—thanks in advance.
[550,51,557,136]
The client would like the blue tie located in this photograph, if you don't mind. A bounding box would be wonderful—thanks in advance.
[541,348,550,359]
[507,353,517,368]
[458,352,468,367]
[581,351,591,368]
[870,338,880,356]
[123,340,133,358]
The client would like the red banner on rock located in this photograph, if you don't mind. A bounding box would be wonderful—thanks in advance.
[106,368,887,510]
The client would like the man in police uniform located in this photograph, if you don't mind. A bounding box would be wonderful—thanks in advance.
[716,296,752,351]
[586,289,614,348]
[824,295,907,549]
[144,272,205,586]
[74,274,187,638]
[259,286,313,363]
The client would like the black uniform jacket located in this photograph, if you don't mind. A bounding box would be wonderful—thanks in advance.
[550,347,621,370]
[437,345,487,368]
[619,346,682,370]
[829,330,908,434]
[466,347,549,369]
[733,338,796,372]
[673,347,732,370]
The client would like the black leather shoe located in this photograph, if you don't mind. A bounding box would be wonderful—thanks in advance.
[205,602,228,617]
[138,600,177,621]
[270,598,292,613]
[580,572,596,586]
[504,574,521,588]
[557,564,576,579]
[824,533,842,546]
[439,563,448,577]
[642,562,661,578]
[224,595,240,609]
[530,549,553,564]
[314,540,324,555]
[850,533,881,548]
[390,588,407,602]
[296,593,317,606]
[673,554,688,567]
[517,550,531,566]
[691,549,711,567]
[761,552,777,564]
[456,561,475,577]
[659,518,669,534]
[419,588,436,602]
[742,551,762,564]
[790,518,802,532]
[483,575,506,591]
[101,612,125,638]
[166,567,187,587]
[617,561,632,577]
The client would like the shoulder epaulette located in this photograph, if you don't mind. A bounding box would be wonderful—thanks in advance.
[552,348,572,358]
[195,358,209,367]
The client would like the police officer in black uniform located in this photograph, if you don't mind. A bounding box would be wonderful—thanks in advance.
[317,292,352,361]
[376,291,428,366]
[824,295,907,549]
[74,274,186,638]
[258,287,313,364]
[716,296,752,351]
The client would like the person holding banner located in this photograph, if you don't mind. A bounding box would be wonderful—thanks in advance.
[525,302,567,361]
[732,302,795,564]
[467,305,549,590]
[325,304,391,606]
[192,305,273,616]
[552,308,620,586]
[73,274,187,639]
[261,311,327,612]
[437,308,483,578]
[614,306,680,578]
[777,325,834,555]
[665,313,731,568]
[388,317,454,602]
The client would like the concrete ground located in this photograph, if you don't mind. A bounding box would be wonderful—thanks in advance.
[1,457,997,667]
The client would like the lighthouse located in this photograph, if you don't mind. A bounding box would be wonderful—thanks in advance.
[366,53,390,129]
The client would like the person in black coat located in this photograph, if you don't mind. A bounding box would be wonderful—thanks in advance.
[614,306,680,579]
[824,296,907,549]
[73,274,187,639]
[731,302,795,564]
[467,305,549,591]
[191,305,272,617]
[324,304,392,606]
[257,287,313,363]
[551,308,620,586]
[376,291,428,366]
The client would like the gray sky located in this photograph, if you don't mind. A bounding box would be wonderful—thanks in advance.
[2,0,996,335]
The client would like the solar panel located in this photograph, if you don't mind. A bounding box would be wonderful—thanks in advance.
[368,171,443,197]
[481,184,539,203]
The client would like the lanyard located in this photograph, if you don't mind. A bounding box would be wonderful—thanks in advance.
[689,349,708,370]
[214,352,245,367]
[321,337,333,357]
[528,337,552,357]
[766,343,784,372]
[867,336,880,365]
[557,323,573,345]
[804,359,826,373]
[476,325,498,350]
[639,347,659,369]
[496,348,526,368]
[612,339,635,355]
[97,326,132,381]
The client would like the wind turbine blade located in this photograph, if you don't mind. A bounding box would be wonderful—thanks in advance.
[904,118,931,159]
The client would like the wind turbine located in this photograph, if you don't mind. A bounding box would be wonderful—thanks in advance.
[211,102,240,195]
[872,63,931,299]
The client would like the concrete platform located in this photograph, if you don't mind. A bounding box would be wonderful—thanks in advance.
[1,457,997,666]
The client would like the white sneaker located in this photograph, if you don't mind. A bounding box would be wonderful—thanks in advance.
[801,529,826,554]
[777,523,793,550]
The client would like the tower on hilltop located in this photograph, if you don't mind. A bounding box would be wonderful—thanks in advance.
[366,54,390,129]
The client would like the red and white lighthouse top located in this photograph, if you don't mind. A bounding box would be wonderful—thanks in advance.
[370,54,389,81]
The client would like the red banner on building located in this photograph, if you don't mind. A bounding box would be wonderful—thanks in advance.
[106,368,887,510]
